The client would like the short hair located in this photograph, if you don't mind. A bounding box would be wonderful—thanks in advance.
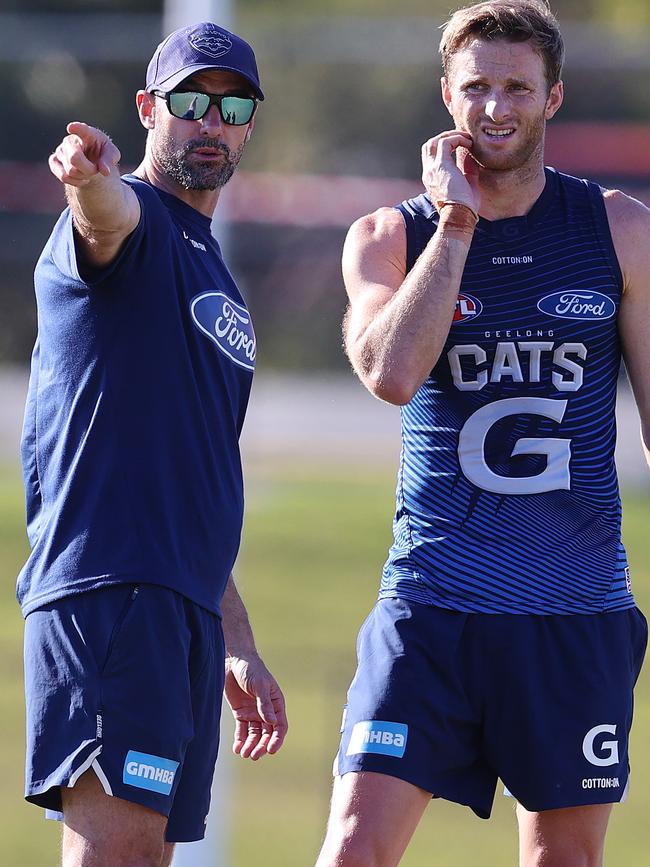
[439,0,564,88]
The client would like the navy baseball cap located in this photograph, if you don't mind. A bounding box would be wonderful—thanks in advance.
[145,22,264,100]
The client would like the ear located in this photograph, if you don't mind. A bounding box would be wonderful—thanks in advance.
[136,90,156,130]
[544,80,564,120]
[441,77,454,117]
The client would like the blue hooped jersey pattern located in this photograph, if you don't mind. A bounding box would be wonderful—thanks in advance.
[380,168,634,615]
[18,177,254,616]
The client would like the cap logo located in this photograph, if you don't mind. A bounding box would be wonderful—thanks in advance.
[190,32,233,58]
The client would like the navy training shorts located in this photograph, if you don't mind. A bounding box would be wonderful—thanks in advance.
[24,583,225,842]
[335,598,647,817]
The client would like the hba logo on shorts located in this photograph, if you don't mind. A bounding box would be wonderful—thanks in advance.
[191,291,256,371]
[123,750,180,796]
[346,721,408,758]
[537,291,616,320]
[582,724,619,767]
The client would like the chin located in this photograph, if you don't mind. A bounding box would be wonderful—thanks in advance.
[473,147,533,173]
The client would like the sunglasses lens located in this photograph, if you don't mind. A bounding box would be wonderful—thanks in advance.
[168,92,210,120]
[220,96,256,125]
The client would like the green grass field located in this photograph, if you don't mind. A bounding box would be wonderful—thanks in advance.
[1,462,649,866]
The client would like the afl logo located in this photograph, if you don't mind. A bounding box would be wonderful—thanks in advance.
[191,292,256,371]
[453,293,482,323]
[537,291,616,320]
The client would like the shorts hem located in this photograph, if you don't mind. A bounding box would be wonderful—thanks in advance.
[25,741,105,812]
[336,762,493,820]
[503,777,630,813]
[165,828,208,844]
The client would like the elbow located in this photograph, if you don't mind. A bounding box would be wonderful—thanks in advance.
[347,338,422,405]
[363,369,419,406]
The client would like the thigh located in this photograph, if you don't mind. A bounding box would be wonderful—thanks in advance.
[482,608,648,812]
[62,768,168,865]
[316,771,431,867]
[335,598,498,818]
[516,802,612,867]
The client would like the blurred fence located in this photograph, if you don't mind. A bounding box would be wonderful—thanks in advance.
[2,12,650,370]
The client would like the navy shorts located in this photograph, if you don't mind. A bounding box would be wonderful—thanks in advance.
[335,598,647,817]
[24,583,225,842]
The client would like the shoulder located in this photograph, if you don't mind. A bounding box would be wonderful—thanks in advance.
[121,174,163,211]
[603,188,650,290]
[346,206,406,244]
[341,208,409,307]
[343,207,407,274]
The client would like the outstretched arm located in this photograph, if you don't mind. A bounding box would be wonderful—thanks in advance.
[343,131,480,406]
[221,575,288,760]
[608,189,650,468]
[49,121,141,269]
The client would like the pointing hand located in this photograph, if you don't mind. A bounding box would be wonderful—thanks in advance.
[49,122,121,187]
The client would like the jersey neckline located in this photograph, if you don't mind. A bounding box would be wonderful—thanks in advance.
[122,174,214,234]
[473,166,559,241]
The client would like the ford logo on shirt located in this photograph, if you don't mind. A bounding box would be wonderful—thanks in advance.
[191,291,256,371]
[537,291,616,320]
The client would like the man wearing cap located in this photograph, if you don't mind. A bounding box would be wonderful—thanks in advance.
[18,22,286,865]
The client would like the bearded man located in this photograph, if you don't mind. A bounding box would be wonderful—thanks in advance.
[18,22,287,867]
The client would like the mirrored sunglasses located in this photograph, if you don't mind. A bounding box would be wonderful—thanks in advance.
[153,90,257,126]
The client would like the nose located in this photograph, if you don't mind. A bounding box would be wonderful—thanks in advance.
[484,90,510,123]
[199,104,223,136]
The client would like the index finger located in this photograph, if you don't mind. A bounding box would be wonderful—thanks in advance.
[266,693,288,753]
[66,121,104,147]
[423,132,473,158]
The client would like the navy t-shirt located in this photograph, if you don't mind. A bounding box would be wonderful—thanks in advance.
[18,176,255,617]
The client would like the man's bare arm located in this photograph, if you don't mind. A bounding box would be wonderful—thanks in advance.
[49,121,141,269]
[607,189,650,467]
[221,575,288,760]
[343,131,480,406]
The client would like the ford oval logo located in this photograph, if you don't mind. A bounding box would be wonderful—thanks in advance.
[537,291,616,320]
[191,291,256,371]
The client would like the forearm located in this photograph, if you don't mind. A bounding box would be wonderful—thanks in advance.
[221,574,258,659]
[66,173,139,238]
[350,209,475,404]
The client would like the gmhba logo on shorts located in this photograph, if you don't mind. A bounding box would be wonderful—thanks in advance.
[123,750,180,796]
[346,720,408,758]
[191,291,256,371]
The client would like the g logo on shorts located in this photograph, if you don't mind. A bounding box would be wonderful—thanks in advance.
[582,725,619,767]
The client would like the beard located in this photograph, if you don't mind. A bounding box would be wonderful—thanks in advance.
[152,131,245,190]
[466,110,546,173]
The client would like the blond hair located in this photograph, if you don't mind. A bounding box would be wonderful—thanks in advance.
[440,1,564,88]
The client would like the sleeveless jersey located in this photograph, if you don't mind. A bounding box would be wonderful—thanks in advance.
[380,167,634,615]
[18,176,255,617]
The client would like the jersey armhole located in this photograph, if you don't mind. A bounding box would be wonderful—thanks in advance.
[584,180,624,294]
[394,202,417,274]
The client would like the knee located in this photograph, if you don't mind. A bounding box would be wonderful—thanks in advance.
[317,818,384,867]
[523,840,604,867]
[63,832,165,867]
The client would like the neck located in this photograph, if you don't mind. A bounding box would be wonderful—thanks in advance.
[476,143,547,221]
[132,159,221,219]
